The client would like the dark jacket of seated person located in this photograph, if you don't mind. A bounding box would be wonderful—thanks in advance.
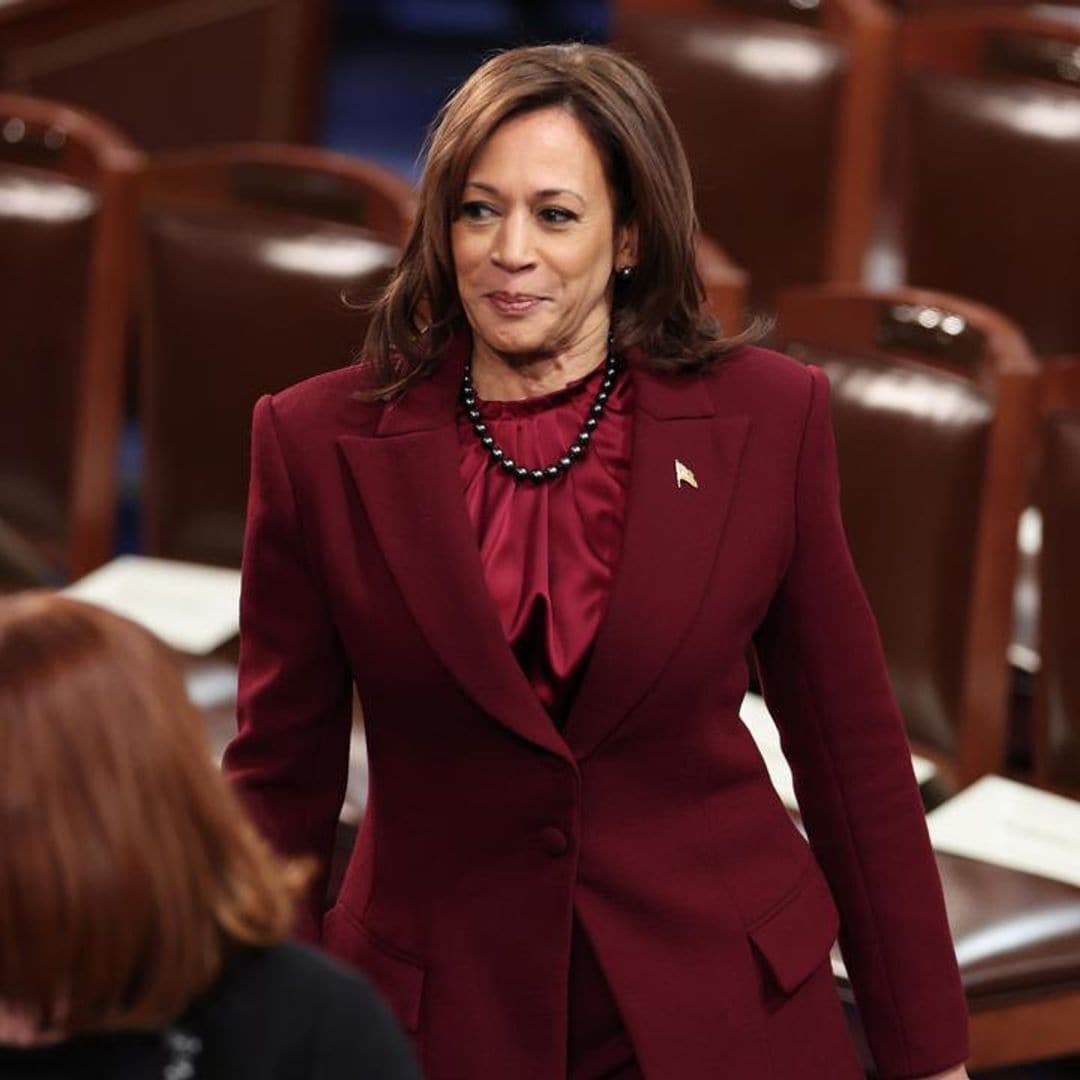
[0,593,420,1080]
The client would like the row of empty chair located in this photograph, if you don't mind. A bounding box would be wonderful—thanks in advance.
[0,91,414,581]
[5,0,1078,362]
[3,0,1077,364]
[615,0,1080,373]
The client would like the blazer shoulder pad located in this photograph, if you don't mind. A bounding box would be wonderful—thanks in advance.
[705,344,814,420]
[267,363,383,438]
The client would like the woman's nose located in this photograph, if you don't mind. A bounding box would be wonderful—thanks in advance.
[490,213,536,272]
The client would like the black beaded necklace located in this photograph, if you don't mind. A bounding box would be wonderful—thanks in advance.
[461,345,620,484]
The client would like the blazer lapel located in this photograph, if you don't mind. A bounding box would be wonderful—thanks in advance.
[336,344,571,762]
[565,365,750,761]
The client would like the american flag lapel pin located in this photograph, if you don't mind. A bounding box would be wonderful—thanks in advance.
[674,459,698,490]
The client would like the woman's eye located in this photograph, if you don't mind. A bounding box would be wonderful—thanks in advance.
[459,201,495,221]
[539,207,577,225]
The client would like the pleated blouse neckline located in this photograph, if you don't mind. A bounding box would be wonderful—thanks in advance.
[456,359,633,726]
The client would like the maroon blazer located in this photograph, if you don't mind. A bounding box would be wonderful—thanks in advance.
[224,341,969,1080]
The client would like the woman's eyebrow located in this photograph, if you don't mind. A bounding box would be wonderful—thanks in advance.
[463,180,586,204]
[536,187,585,204]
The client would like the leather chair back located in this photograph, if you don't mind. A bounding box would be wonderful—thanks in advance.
[614,0,894,307]
[0,92,139,583]
[0,0,327,150]
[138,145,415,567]
[900,12,1080,360]
[775,285,1038,786]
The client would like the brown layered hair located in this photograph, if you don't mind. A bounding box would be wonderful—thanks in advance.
[362,42,748,399]
[0,594,304,1036]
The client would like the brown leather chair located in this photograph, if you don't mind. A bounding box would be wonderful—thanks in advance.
[774,284,1038,789]
[614,0,894,308]
[137,144,415,567]
[0,92,140,584]
[898,11,1080,363]
[1034,364,1080,795]
[0,0,327,150]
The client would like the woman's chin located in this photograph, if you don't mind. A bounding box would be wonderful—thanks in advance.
[472,322,552,360]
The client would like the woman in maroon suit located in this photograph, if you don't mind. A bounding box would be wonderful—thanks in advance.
[225,44,970,1080]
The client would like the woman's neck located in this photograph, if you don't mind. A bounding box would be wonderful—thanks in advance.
[470,327,609,402]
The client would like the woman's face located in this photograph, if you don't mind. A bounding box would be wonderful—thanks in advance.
[451,105,634,362]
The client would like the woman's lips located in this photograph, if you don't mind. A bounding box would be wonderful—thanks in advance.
[485,292,544,316]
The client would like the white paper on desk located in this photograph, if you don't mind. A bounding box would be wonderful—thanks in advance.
[65,556,241,655]
[739,693,937,812]
[927,775,1080,888]
[185,662,240,710]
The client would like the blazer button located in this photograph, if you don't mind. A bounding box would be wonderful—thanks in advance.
[538,826,570,856]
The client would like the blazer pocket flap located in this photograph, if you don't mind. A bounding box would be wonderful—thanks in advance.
[323,905,425,1031]
[749,865,839,995]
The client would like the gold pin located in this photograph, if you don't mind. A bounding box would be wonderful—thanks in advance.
[675,459,698,490]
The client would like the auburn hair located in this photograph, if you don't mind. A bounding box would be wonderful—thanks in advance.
[0,593,305,1036]
[362,42,750,399]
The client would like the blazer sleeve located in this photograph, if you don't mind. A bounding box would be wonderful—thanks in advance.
[753,366,970,1080]
[223,394,353,942]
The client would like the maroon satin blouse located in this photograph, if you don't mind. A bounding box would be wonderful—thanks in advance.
[457,361,633,726]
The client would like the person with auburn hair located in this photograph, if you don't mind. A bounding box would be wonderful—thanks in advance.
[225,42,970,1080]
[0,593,420,1079]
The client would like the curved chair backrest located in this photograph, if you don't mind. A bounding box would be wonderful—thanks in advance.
[614,0,894,308]
[0,91,140,583]
[774,284,1038,787]
[899,11,1080,360]
[137,144,415,567]
[0,0,327,149]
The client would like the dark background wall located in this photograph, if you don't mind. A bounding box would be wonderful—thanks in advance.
[323,0,609,178]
